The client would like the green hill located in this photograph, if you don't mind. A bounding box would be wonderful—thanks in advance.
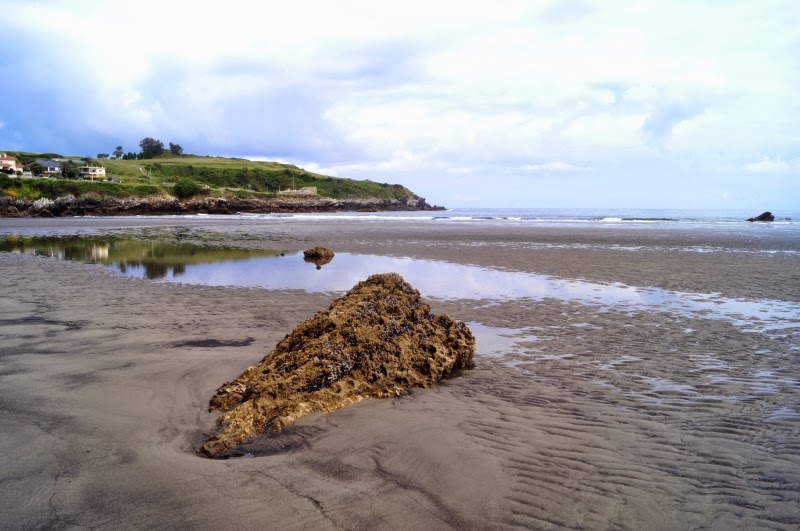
[0,152,416,201]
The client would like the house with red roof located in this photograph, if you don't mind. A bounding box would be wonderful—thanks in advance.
[0,153,20,175]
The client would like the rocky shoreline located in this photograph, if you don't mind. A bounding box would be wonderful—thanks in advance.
[0,193,444,217]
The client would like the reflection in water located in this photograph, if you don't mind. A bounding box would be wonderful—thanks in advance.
[2,235,799,334]
[150,252,797,333]
[0,235,282,280]
[303,254,334,269]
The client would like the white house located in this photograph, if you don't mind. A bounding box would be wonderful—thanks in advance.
[79,165,106,180]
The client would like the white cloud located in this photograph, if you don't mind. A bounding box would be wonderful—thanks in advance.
[1,0,798,207]
[523,162,587,172]
[743,156,792,174]
[446,167,474,174]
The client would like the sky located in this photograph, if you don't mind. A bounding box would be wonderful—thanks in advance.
[1,0,798,209]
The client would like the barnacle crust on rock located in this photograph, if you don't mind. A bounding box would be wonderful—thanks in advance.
[201,272,475,457]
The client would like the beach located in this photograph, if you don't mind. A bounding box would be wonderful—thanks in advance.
[1,216,799,529]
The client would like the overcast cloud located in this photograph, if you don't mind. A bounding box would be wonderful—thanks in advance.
[1,0,798,208]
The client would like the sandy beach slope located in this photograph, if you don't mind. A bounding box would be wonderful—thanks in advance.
[1,219,798,529]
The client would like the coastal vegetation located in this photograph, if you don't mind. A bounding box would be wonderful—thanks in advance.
[0,174,161,200]
[0,150,416,202]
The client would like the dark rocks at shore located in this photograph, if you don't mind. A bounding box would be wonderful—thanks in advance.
[0,204,19,216]
[0,193,444,217]
[303,246,335,268]
[200,273,475,457]
[747,212,775,222]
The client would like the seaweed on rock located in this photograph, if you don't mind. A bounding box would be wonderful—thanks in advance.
[201,273,475,457]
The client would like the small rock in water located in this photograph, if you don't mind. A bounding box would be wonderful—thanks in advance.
[303,246,335,259]
[200,273,475,457]
[302,246,335,268]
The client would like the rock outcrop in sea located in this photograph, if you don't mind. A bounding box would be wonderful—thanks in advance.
[200,273,475,457]
[747,211,775,222]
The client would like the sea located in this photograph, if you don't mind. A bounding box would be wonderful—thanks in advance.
[3,207,799,243]
[226,207,800,231]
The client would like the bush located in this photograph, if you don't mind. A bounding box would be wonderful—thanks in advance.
[80,192,101,202]
[173,178,202,199]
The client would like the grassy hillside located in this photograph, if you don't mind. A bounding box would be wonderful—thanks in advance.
[0,174,162,201]
[1,152,415,201]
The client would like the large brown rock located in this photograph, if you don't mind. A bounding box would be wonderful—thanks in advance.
[201,273,475,457]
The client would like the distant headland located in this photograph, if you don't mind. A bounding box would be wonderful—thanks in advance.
[0,145,443,217]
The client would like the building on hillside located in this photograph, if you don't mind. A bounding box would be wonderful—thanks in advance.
[277,186,318,196]
[79,165,106,180]
[0,153,20,174]
[33,159,62,175]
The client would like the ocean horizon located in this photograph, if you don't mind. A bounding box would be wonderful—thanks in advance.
[6,207,798,241]
[250,207,798,223]
[108,207,800,232]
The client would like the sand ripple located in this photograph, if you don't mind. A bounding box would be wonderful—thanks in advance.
[437,297,800,529]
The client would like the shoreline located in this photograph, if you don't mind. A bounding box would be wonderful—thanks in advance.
[1,219,799,529]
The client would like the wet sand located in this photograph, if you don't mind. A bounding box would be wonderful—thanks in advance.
[1,219,799,529]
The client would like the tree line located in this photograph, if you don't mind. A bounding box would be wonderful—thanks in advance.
[97,138,184,160]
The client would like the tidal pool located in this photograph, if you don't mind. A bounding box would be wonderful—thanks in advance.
[0,235,282,280]
[2,234,799,334]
